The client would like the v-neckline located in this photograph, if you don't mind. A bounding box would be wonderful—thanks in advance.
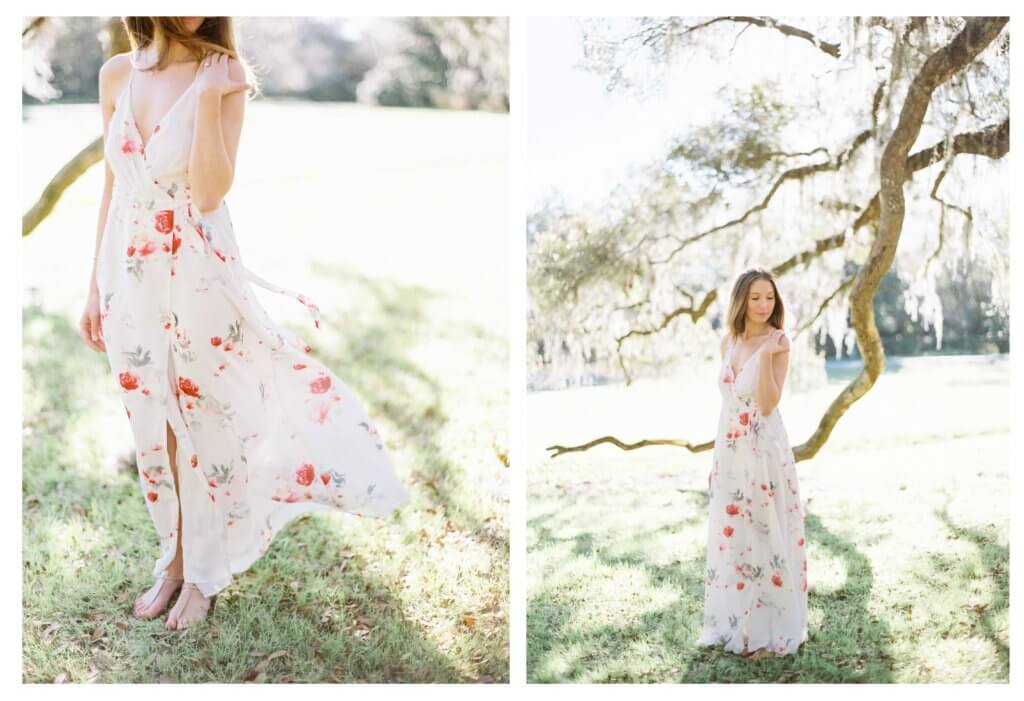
[127,54,200,153]
[728,336,769,379]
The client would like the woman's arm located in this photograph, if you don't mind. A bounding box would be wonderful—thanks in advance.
[80,54,128,352]
[756,331,790,416]
[90,54,128,293]
[188,55,247,214]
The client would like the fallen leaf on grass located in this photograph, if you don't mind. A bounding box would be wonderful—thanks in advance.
[243,650,289,683]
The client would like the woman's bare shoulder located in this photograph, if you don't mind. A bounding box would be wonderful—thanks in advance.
[99,52,133,81]
[98,53,132,99]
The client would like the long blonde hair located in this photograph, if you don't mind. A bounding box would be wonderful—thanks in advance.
[121,17,260,98]
[726,267,785,340]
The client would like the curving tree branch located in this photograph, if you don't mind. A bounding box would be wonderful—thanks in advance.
[654,128,873,265]
[796,16,1009,460]
[547,436,713,458]
[23,138,104,236]
[675,16,842,58]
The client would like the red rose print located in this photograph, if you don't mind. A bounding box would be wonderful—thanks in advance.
[154,210,174,234]
[178,377,201,397]
[141,388,150,396]
[121,139,136,154]
[171,234,182,254]
[725,504,740,516]
[304,345,312,353]
[772,574,783,587]
[210,336,222,346]
[119,371,140,390]
[798,537,805,546]
[736,582,745,590]
[293,363,307,370]
[223,343,233,351]
[739,412,749,425]
[314,403,330,424]
[309,374,332,394]
[723,525,734,537]
[215,249,227,262]
[296,463,315,486]
[146,491,158,502]
[320,472,330,486]
[761,483,768,491]
[208,480,217,488]
[126,245,136,257]
[191,454,198,468]
[137,240,157,257]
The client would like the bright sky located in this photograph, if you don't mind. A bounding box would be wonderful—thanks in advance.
[527,16,840,210]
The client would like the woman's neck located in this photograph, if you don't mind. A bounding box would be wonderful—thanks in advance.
[742,321,771,340]
[140,42,197,67]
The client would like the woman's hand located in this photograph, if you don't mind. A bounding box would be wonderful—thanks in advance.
[195,52,251,99]
[761,328,790,355]
[80,290,106,352]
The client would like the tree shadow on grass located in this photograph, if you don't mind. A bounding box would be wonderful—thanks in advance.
[931,497,1009,678]
[306,263,507,553]
[527,504,896,682]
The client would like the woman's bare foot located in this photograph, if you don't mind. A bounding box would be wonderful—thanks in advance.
[133,572,184,619]
[165,582,215,630]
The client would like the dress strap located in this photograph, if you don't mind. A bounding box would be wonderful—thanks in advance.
[239,264,322,330]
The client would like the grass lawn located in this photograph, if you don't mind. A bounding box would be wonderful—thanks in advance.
[23,101,509,683]
[527,355,1009,682]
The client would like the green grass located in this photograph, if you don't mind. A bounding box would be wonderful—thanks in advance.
[23,103,508,683]
[527,356,1009,682]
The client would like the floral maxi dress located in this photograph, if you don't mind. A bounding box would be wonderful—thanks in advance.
[697,336,808,655]
[95,54,410,598]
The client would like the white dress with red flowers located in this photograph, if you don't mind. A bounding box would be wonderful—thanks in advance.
[95,50,410,597]
[697,335,808,655]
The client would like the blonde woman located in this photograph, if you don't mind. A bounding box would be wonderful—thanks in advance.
[696,267,808,658]
[79,17,409,630]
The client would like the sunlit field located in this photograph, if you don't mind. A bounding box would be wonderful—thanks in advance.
[23,100,509,683]
[527,355,1008,682]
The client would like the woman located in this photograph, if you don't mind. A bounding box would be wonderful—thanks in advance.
[696,267,808,658]
[78,17,409,630]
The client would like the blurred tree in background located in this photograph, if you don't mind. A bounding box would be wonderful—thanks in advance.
[22,16,508,110]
